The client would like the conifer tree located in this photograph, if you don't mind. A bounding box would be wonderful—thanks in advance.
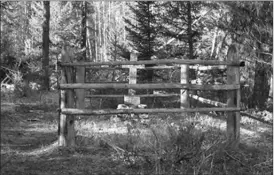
[159,1,202,59]
[124,1,160,82]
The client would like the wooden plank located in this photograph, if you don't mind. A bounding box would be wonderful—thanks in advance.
[86,94,180,98]
[60,59,244,67]
[226,45,240,148]
[61,107,241,115]
[60,83,240,90]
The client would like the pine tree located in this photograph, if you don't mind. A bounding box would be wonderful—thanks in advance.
[158,1,202,59]
[124,1,160,82]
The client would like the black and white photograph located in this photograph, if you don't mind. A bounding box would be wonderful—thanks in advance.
[1,1,273,174]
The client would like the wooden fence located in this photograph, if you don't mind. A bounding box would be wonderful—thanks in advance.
[58,45,245,148]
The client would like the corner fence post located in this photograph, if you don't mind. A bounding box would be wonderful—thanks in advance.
[226,45,240,148]
[58,45,75,147]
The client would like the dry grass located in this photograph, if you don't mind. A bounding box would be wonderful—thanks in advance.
[1,90,273,175]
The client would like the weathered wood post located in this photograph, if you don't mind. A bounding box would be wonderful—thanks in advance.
[181,64,189,109]
[75,60,85,112]
[58,45,75,147]
[123,52,140,106]
[226,45,241,148]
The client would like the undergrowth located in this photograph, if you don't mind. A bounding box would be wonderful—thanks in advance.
[1,91,273,175]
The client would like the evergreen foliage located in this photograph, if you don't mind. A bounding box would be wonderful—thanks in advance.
[124,1,160,60]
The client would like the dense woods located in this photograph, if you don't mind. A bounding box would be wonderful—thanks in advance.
[1,1,273,175]
[1,1,272,110]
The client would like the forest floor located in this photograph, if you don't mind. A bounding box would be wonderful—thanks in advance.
[1,90,273,175]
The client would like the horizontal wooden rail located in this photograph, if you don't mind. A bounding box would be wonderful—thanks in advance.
[189,65,227,70]
[61,107,242,115]
[86,81,128,84]
[60,59,245,67]
[86,79,225,85]
[87,66,180,70]
[86,65,227,70]
[86,93,180,98]
[60,83,240,90]
[86,67,128,70]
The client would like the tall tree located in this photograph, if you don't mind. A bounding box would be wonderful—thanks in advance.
[186,2,194,60]
[158,1,202,59]
[220,1,273,109]
[157,2,202,106]
[124,1,160,82]
[42,1,50,90]
[81,1,87,60]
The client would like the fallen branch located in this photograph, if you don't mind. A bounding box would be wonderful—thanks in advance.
[224,150,246,167]
[188,94,272,125]
[240,111,272,126]
[189,94,227,107]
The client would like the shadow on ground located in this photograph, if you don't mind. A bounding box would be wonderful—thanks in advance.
[1,103,273,175]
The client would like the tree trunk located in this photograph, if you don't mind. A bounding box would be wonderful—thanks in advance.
[187,2,193,60]
[251,42,271,110]
[94,3,98,62]
[252,63,271,109]
[98,3,101,62]
[186,2,196,107]
[42,1,50,91]
[81,1,87,59]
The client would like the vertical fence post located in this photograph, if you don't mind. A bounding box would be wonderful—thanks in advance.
[226,45,240,148]
[58,45,75,147]
[124,52,140,106]
[181,64,189,109]
[75,62,85,111]
[59,64,66,146]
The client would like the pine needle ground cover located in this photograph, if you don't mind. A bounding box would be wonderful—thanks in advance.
[1,91,272,175]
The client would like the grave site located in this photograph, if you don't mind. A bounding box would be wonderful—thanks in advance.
[1,1,273,175]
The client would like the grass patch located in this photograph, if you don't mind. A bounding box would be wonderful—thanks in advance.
[1,91,273,175]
